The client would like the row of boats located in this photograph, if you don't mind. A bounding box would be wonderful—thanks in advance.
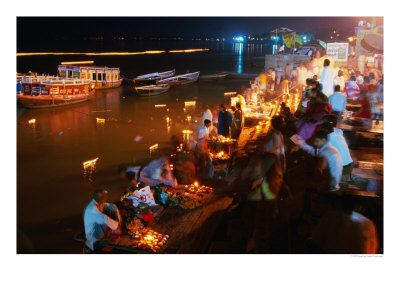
[133,70,230,96]
[16,60,248,108]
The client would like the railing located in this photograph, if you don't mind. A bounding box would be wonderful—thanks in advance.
[20,77,91,85]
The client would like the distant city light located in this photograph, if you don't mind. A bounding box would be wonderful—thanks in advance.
[233,36,244,42]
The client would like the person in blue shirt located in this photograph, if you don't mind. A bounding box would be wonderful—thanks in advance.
[328,85,347,119]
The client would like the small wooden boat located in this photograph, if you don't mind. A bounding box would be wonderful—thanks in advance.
[17,77,95,109]
[156,71,200,86]
[135,84,170,96]
[199,72,228,81]
[133,70,175,84]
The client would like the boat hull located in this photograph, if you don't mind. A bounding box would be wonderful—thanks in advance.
[17,90,95,109]
[94,79,123,90]
[135,84,170,96]
[199,73,228,81]
[136,88,169,96]
[156,71,200,86]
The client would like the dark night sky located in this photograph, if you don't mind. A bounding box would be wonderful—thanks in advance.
[17,16,382,50]
[17,16,373,37]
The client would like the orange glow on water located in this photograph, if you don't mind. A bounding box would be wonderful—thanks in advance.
[17,49,208,56]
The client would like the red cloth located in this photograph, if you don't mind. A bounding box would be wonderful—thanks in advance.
[355,97,371,119]
[140,211,154,223]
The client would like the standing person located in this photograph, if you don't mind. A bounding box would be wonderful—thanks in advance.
[217,105,232,137]
[334,70,346,92]
[202,105,213,124]
[320,59,335,97]
[291,130,343,191]
[199,119,212,140]
[232,102,243,139]
[321,122,353,180]
[84,189,121,251]
[275,65,283,86]
[280,79,292,95]
[328,85,347,119]
[285,63,293,80]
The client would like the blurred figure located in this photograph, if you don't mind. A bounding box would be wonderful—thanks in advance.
[311,196,379,254]
[321,122,353,179]
[328,85,347,119]
[355,89,372,119]
[265,116,286,172]
[275,65,283,86]
[285,63,293,80]
[291,130,342,191]
[345,75,361,101]
[320,59,335,97]
[358,52,366,75]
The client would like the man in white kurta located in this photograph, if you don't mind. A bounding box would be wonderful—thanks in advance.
[320,59,335,97]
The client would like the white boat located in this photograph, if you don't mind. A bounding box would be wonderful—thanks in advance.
[133,70,175,84]
[199,72,228,81]
[134,84,170,96]
[156,71,200,86]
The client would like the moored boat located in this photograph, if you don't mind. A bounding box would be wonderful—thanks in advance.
[199,72,228,81]
[156,71,200,86]
[57,61,123,90]
[17,77,95,109]
[135,84,170,96]
[133,70,175,84]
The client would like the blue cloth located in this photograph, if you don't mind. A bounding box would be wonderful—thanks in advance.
[328,92,347,112]
[17,82,22,93]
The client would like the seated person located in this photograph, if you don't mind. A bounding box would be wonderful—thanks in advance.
[139,157,177,187]
[84,189,121,251]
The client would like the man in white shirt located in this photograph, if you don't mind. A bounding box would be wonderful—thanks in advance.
[319,59,335,97]
[202,105,213,124]
[328,85,347,116]
[84,189,120,251]
[334,70,346,92]
[291,130,342,191]
[321,122,353,167]
[198,119,212,140]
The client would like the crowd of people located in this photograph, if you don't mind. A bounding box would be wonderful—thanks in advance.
[82,57,383,254]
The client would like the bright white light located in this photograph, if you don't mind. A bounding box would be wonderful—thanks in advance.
[233,36,244,42]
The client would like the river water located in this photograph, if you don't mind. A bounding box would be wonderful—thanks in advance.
[17,42,271,253]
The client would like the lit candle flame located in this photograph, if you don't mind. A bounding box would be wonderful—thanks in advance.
[149,144,158,151]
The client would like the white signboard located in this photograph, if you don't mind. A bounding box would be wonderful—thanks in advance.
[326,43,349,62]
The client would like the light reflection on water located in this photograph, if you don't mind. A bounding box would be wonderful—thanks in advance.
[17,81,243,227]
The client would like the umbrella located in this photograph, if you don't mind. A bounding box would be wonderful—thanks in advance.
[283,33,303,49]
[360,33,383,53]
